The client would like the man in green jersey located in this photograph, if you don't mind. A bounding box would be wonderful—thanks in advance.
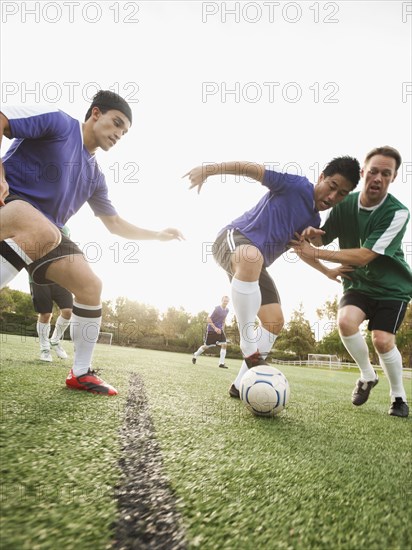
[291,146,411,418]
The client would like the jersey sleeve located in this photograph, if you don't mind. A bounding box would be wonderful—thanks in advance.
[87,170,118,218]
[263,169,309,194]
[363,209,410,257]
[1,106,71,140]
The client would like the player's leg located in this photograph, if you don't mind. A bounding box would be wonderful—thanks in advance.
[230,243,263,361]
[0,201,61,288]
[231,270,283,396]
[49,285,73,359]
[42,255,117,395]
[30,282,54,362]
[370,301,409,417]
[338,294,378,405]
[192,343,208,364]
[219,340,227,369]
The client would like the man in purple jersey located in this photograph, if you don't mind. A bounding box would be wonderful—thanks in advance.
[192,295,230,368]
[184,159,360,398]
[0,90,183,396]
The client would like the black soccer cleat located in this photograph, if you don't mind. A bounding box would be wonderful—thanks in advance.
[219,363,228,369]
[229,384,240,399]
[244,351,269,369]
[192,356,196,365]
[351,374,379,406]
[388,398,409,418]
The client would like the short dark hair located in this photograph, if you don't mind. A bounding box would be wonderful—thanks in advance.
[323,156,360,189]
[364,146,401,171]
[84,90,133,125]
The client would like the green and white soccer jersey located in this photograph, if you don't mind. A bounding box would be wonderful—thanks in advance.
[321,192,412,302]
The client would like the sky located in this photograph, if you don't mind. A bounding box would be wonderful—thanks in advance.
[1,0,411,340]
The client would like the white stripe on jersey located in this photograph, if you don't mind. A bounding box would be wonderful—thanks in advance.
[1,105,59,119]
[371,210,409,255]
[227,229,236,252]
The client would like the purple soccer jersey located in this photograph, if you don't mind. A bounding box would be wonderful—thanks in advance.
[1,105,117,227]
[207,305,229,332]
[220,169,321,267]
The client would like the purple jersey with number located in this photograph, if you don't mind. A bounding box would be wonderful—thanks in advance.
[1,105,117,228]
[207,305,229,333]
[220,169,321,267]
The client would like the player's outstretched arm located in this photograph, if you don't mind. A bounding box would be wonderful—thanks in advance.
[99,215,184,241]
[0,113,11,206]
[183,161,266,194]
[300,226,325,247]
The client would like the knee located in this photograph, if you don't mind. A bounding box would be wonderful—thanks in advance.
[39,313,52,323]
[80,273,102,301]
[60,308,72,320]
[338,315,357,337]
[372,332,393,354]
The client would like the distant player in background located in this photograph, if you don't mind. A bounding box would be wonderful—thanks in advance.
[31,278,72,362]
[30,225,73,362]
[291,146,411,417]
[192,296,230,368]
[0,90,183,396]
[184,157,360,398]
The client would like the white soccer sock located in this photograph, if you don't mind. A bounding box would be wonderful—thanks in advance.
[340,331,376,381]
[50,315,71,344]
[0,239,33,289]
[219,347,227,364]
[70,301,102,377]
[257,326,278,359]
[194,346,205,357]
[233,328,278,389]
[378,347,407,402]
[234,361,249,389]
[37,321,51,350]
[231,278,261,358]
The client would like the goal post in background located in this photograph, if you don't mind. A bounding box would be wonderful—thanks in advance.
[97,332,113,345]
[307,354,341,368]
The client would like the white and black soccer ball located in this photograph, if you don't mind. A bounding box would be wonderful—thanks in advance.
[239,365,290,417]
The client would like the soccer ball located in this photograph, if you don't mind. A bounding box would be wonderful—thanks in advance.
[239,365,290,417]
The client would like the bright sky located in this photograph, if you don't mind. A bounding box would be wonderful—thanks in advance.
[1,1,411,339]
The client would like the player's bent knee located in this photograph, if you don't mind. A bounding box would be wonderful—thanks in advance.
[338,316,357,336]
[372,332,394,354]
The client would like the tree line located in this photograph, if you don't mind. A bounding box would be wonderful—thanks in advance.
[1,288,411,367]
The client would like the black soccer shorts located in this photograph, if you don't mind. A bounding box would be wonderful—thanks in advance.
[339,291,408,334]
[212,229,281,306]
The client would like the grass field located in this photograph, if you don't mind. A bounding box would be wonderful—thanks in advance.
[1,334,411,549]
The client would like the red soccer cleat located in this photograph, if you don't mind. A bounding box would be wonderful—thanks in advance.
[66,368,118,396]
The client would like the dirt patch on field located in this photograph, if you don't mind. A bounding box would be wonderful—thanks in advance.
[112,373,187,550]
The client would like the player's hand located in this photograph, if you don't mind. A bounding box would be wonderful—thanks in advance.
[300,226,325,241]
[288,235,316,259]
[326,265,354,283]
[182,166,208,194]
[157,227,185,241]
[215,328,222,334]
[0,178,9,207]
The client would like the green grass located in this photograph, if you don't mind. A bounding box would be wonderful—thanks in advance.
[1,335,411,549]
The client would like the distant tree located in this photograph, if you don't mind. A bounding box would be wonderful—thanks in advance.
[276,303,316,359]
[394,303,411,368]
[185,310,208,350]
[0,288,35,319]
[161,307,191,346]
[0,288,15,320]
[111,296,160,345]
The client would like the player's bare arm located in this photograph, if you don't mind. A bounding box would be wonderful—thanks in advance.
[183,161,266,194]
[0,113,11,206]
[99,214,184,241]
[300,226,325,247]
[290,236,378,267]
